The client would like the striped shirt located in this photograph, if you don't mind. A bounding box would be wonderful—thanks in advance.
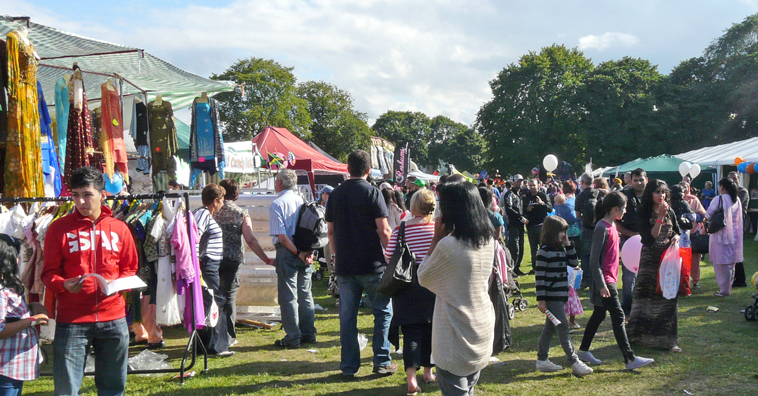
[534,244,579,302]
[384,222,436,263]
[269,189,304,246]
[0,288,39,381]
[193,207,224,262]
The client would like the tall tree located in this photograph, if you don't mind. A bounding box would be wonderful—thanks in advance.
[476,45,593,175]
[211,58,311,141]
[428,116,485,172]
[372,111,433,168]
[296,81,372,162]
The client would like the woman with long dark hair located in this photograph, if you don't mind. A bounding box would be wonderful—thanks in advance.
[626,180,681,352]
[418,182,495,396]
[706,178,743,296]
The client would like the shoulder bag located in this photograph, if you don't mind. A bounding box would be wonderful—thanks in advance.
[707,195,726,234]
[377,222,416,296]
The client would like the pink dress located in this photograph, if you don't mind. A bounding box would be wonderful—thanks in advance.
[564,286,583,316]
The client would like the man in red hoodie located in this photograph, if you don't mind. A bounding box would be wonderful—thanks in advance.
[42,167,138,396]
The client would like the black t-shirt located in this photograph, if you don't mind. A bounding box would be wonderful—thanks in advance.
[620,189,644,233]
[522,192,552,226]
[325,179,389,276]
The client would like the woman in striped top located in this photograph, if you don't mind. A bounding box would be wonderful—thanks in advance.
[383,189,437,396]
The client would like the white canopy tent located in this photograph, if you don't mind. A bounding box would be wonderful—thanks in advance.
[674,137,758,183]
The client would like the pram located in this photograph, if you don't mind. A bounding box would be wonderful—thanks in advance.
[494,243,528,320]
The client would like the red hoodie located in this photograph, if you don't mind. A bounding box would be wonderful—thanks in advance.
[42,205,138,323]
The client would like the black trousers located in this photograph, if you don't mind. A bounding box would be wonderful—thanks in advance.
[507,226,525,271]
[199,258,229,354]
[219,258,243,341]
[579,284,635,363]
[733,262,747,286]
[526,224,543,269]
[401,323,433,370]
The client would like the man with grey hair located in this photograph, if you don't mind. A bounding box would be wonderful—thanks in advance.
[269,169,317,348]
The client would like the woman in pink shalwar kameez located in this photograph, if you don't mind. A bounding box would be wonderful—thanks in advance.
[706,178,743,297]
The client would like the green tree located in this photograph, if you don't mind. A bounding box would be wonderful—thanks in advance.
[371,111,433,168]
[296,81,372,162]
[428,116,485,172]
[211,58,311,141]
[476,45,593,175]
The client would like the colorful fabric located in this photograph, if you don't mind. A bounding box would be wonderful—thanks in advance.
[3,31,44,198]
[63,68,94,189]
[214,201,249,262]
[564,286,583,316]
[147,100,178,178]
[54,77,70,171]
[171,210,206,333]
[0,287,40,381]
[100,83,129,183]
[38,80,61,196]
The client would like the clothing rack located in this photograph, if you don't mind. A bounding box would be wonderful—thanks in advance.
[0,192,207,385]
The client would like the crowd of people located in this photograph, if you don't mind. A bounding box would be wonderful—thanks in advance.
[0,156,750,395]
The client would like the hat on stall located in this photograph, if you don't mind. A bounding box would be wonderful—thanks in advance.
[413,178,428,188]
[319,185,334,195]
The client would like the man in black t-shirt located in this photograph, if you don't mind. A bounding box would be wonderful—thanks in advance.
[501,178,528,275]
[523,178,553,274]
[616,168,646,314]
[325,150,396,377]
[575,173,606,288]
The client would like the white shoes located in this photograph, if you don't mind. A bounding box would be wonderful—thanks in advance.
[625,356,655,370]
[571,360,594,376]
[577,350,602,365]
[536,359,563,372]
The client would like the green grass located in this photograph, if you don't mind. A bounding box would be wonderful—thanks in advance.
[24,237,758,395]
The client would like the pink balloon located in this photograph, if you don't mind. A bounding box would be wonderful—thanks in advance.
[621,235,642,274]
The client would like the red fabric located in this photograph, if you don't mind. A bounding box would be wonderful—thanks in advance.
[679,247,692,296]
[41,205,139,323]
[252,126,348,174]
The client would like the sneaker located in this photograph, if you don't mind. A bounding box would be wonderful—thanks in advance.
[536,359,563,372]
[577,351,602,365]
[211,351,236,358]
[625,356,654,370]
[373,362,398,375]
[229,339,238,347]
[692,283,700,289]
[274,339,300,349]
[571,360,594,376]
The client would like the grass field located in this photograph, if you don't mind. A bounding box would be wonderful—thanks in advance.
[23,236,758,396]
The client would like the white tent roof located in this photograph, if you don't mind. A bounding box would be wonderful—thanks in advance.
[674,137,758,166]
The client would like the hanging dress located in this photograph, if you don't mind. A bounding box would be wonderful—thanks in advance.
[37,81,62,196]
[63,67,94,189]
[3,31,44,198]
[101,83,129,184]
[54,77,70,171]
[147,100,178,178]
[189,97,224,174]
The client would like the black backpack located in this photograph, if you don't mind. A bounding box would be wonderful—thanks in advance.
[293,202,329,251]
[581,190,601,228]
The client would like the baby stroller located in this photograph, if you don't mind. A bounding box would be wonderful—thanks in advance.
[494,244,527,320]
[743,273,758,321]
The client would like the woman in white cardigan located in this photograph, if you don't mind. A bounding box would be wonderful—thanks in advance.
[418,181,495,396]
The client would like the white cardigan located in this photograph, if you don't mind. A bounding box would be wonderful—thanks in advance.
[418,235,495,376]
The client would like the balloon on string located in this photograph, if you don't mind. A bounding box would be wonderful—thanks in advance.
[689,163,701,178]
[738,162,749,173]
[748,163,757,175]
[735,157,745,166]
[543,154,559,172]
[620,235,642,274]
[104,173,123,194]
[678,162,691,178]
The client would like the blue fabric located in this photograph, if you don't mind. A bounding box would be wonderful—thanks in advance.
[275,246,316,345]
[55,78,70,171]
[195,103,215,159]
[38,81,61,196]
[337,273,392,374]
[53,318,128,396]
[555,196,578,225]
[0,376,22,396]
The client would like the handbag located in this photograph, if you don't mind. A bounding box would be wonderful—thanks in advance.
[690,232,709,254]
[567,222,582,238]
[377,222,416,296]
[707,195,726,234]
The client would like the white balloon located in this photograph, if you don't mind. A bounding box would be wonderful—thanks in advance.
[543,154,559,172]
[690,163,701,178]
[621,235,643,274]
[678,162,691,178]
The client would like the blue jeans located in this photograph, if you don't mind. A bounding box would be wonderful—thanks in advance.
[0,375,22,396]
[621,265,637,316]
[337,273,392,375]
[53,318,128,396]
[275,245,316,346]
[580,228,594,286]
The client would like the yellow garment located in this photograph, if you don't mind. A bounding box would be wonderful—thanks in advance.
[100,85,114,181]
[4,32,44,198]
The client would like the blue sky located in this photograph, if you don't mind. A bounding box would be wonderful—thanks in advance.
[7,0,758,126]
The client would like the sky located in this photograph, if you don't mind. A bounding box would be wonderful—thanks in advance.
[6,0,758,126]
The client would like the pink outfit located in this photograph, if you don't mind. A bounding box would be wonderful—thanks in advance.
[707,194,743,295]
[564,286,583,316]
[600,220,620,284]
[171,211,205,332]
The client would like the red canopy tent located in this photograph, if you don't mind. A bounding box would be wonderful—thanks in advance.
[251,126,348,195]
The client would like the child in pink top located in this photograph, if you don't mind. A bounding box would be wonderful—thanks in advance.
[576,192,654,371]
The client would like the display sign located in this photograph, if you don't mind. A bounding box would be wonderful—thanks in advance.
[224,142,262,174]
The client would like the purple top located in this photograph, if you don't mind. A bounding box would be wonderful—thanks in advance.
[171,211,205,332]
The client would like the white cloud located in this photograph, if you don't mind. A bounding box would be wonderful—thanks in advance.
[578,32,639,51]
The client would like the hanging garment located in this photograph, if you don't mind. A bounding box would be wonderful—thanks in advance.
[148,100,178,178]
[171,210,205,333]
[155,256,182,326]
[63,67,94,189]
[189,97,224,174]
[55,77,70,171]
[131,97,149,172]
[0,39,9,145]
[101,83,129,183]
[38,81,62,196]
[3,31,44,198]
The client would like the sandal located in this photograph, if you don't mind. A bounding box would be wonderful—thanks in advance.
[671,345,682,353]
[407,386,421,396]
